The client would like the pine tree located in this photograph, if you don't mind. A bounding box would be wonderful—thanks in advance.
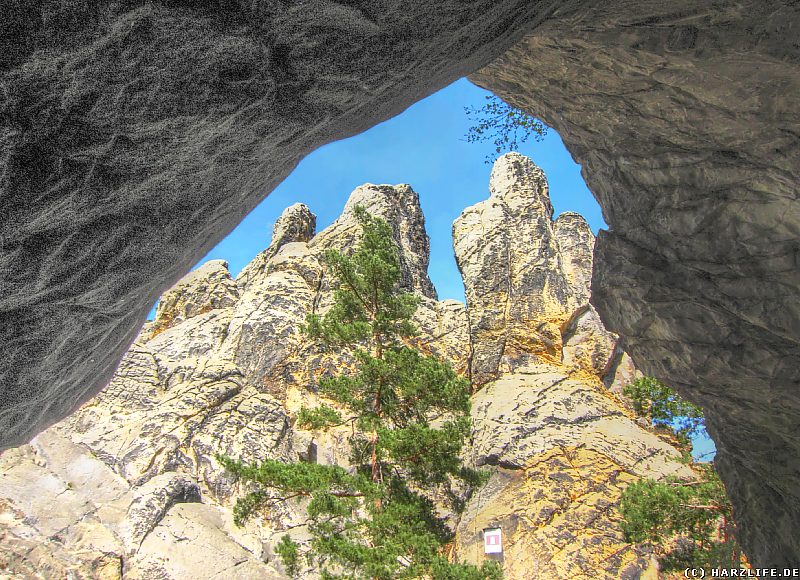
[619,377,744,569]
[622,376,704,450]
[219,206,500,579]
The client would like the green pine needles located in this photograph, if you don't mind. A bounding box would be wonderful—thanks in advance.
[219,207,500,579]
[622,376,705,450]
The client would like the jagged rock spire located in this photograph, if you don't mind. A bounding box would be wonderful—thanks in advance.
[454,153,599,385]
[312,183,437,299]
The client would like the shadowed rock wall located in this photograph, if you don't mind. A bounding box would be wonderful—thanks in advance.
[471,0,800,566]
[0,0,565,449]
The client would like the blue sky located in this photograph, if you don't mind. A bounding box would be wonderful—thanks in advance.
[194,78,606,302]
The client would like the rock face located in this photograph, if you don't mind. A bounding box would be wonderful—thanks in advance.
[0,165,689,577]
[453,154,613,385]
[451,155,688,578]
[312,183,437,299]
[0,0,559,452]
[471,1,800,565]
[4,1,799,567]
[152,260,240,336]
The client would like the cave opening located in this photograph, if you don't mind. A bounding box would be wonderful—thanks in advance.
[149,76,716,461]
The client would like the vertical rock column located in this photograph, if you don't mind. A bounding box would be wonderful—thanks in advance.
[454,153,580,386]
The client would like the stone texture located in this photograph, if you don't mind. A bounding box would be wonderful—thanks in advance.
[152,260,240,336]
[0,429,277,579]
[562,305,618,378]
[411,297,471,376]
[236,203,317,290]
[311,183,437,299]
[451,158,686,576]
[0,182,477,577]
[471,0,800,564]
[0,164,722,576]
[63,348,296,497]
[125,503,282,580]
[553,212,595,308]
[454,153,603,386]
[0,0,563,451]
[4,0,800,568]
[467,367,690,477]
[119,472,202,555]
[222,241,323,388]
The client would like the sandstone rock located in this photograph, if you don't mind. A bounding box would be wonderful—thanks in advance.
[311,183,437,299]
[0,431,128,578]
[126,503,282,580]
[4,0,799,568]
[0,181,463,576]
[0,168,692,578]
[120,472,201,555]
[236,203,317,290]
[450,156,686,577]
[454,367,690,578]
[62,345,294,498]
[471,1,800,563]
[553,212,595,308]
[412,297,471,376]
[222,241,323,387]
[562,305,617,378]
[152,260,240,337]
[0,529,123,580]
[468,366,690,478]
[0,408,283,579]
[603,348,641,396]
[1,0,548,451]
[454,153,587,385]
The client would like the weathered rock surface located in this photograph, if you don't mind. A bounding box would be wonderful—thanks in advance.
[452,156,687,577]
[0,183,475,577]
[236,203,317,290]
[3,0,799,568]
[454,153,601,385]
[152,260,240,336]
[125,503,282,580]
[471,1,800,564]
[0,0,560,452]
[119,472,202,555]
[311,183,437,299]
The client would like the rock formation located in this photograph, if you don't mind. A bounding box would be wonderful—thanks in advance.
[470,1,800,565]
[451,155,687,577]
[1,157,693,578]
[0,0,558,453]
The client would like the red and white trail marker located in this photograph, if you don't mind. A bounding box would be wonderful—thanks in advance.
[483,528,502,554]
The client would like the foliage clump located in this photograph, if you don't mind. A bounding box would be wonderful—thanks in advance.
[464,95,548,163]
[623,376,705,450]
[619,377,746,570]
[219,207,499,579]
